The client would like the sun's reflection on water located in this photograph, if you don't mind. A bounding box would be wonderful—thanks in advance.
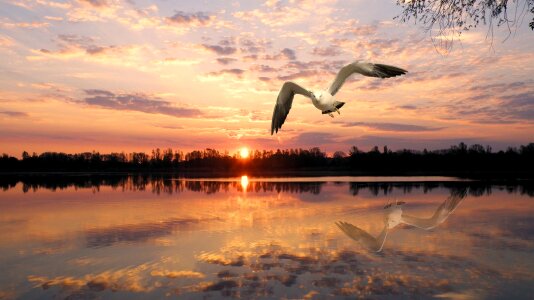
[1,177,534,299]
[240,175,249,191]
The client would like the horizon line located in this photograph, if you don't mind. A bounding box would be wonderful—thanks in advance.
[3,141,533,159]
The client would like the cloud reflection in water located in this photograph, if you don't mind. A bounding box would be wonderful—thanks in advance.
[0,176,533,299]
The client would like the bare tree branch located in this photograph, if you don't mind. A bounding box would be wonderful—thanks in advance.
[396,0,534,49]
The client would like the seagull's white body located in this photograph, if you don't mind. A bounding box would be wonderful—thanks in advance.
[311,91,335,111]
[336,194,465,252]
[384,203,404,229]
[271,61,408,135]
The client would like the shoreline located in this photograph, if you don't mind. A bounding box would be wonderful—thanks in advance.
[1,170,533,181]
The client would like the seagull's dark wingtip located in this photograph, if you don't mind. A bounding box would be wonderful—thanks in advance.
[375,64,408,78]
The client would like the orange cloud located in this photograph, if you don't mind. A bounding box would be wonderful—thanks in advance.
[0,20,50,28]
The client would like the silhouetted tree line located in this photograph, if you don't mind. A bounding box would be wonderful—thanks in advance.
[1,142,534,177]
[342,142,534,176]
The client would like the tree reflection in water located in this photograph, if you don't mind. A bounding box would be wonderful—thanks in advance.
[1,174,533,197]
[1,177,533,299]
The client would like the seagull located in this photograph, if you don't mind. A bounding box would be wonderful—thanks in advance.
[336,221,389,252]
[336,194,464,252]
[335,199,405,252]
[271,61,407,135]
[400,193,464,230]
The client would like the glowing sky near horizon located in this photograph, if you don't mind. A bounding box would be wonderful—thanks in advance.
[0,0,533,156]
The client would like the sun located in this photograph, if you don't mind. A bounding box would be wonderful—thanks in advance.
[239,147,250,159]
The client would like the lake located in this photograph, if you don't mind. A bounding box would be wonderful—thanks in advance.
[0,175,533,299]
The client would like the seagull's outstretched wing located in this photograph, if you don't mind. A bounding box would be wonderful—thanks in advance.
[271,81,312,135]
[335,221,389,252]
[328,61,407,96]
[400,194,465,230]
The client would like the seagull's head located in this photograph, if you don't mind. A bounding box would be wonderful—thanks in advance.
[309,90,318,101]
[384,201,405,229]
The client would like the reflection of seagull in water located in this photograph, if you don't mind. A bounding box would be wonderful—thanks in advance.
[271,61,407,135]
[336,194,464,252]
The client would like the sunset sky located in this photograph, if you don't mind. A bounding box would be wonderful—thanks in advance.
[1,0,533,156]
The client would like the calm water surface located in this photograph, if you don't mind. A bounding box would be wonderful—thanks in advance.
[0,176,533,299]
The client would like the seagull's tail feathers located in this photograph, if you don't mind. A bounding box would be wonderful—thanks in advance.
[334,101,345,109]
[322,102,345,115]
[374,64,408,78]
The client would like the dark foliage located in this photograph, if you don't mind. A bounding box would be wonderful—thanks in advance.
[1,142,534,177]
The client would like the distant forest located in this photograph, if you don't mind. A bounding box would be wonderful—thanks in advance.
[1,142,534,177]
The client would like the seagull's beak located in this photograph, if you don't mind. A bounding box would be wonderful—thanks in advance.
[335,108,340,115]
